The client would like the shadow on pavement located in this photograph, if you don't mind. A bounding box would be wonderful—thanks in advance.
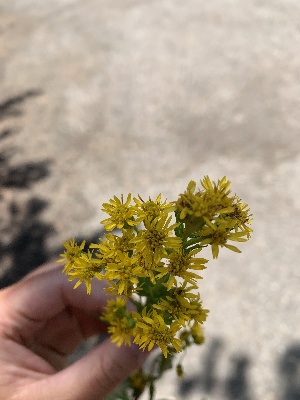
[0,90,104,288]
[278,343,300,400]
[179,339,300,400]
[0,89,53,287]
[224,354,252,400]
[0,89,42,119]
[0,197,55,287]
[179,337,252,400]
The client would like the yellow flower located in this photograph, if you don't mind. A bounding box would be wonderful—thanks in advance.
[107,320,135,347]
[201,175,231,195]
[200,219,249,259]
[132,215,182,264]
[188,293,209,324]
[133,309,183,357]
[172,280,199,301]
[90,230,136,262]
[226,197,253,237]
[89,236,117,263]
[107,229,136,253]
[133,252,162,284]
[101,298,135,346]
[154,282,209,326]
[67,251,103,294]
[156,248,208,290]
[101,194,137,231]
[57,238,86,273]
[153,296,194,327]
[105,251,144,296]
[175,177,234,222]
[175,180,197,220]
[133,194,175,222]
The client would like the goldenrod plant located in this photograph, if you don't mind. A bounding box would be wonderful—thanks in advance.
[58,176,252,400]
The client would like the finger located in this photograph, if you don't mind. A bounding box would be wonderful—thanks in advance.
[30,307,107,358]
[1,262,109,339]
[31,339,150,400]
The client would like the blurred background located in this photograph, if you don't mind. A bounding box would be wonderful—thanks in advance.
[0,1,299,399]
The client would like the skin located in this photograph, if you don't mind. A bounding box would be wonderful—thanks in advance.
[0,262,149,400]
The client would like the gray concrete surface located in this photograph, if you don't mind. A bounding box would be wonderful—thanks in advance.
[0,1,300,399]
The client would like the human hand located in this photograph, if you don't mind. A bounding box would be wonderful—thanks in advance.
[0,262,149,400]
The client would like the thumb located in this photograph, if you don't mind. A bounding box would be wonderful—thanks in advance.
[43,338,149,400]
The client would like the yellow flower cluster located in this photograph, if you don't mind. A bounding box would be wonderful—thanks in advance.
[58,176,252,359]
[175,176,252,258]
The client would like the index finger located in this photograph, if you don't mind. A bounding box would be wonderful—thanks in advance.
[0,262,108,338]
